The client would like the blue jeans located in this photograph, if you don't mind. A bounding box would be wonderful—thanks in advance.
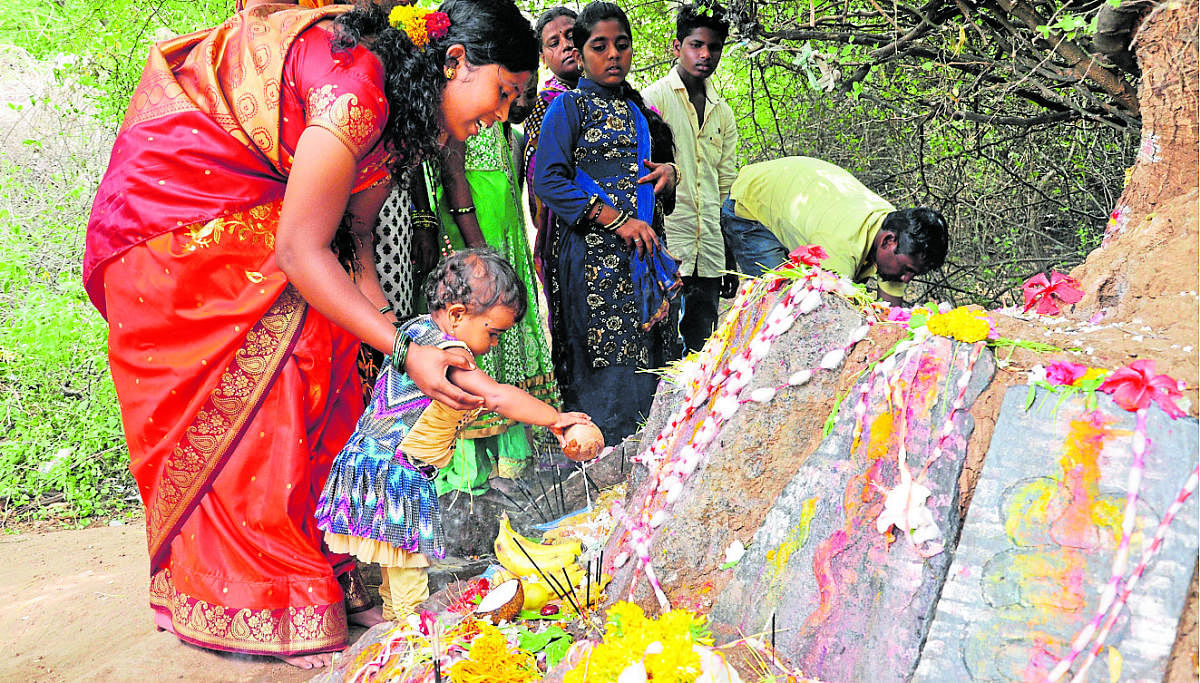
[720,198,789,277]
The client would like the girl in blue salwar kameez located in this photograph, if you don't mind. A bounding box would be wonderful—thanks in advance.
[533,1,682,444]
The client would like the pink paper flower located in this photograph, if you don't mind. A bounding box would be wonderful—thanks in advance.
[1022,271,1084,315]
[1098,359,1185,418]
[1045,361,1088,386]
[787,244,829,267]
[886,306,912,322]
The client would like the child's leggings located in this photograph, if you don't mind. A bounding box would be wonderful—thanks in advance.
[379,566,429,621]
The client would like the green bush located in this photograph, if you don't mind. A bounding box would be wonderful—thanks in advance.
[0,150,131,524]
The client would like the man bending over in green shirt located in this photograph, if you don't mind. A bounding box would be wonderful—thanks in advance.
[721,156,949,305]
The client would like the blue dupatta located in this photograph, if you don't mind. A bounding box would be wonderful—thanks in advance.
[573,101,681,331]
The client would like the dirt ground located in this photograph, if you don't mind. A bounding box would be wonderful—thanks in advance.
[0,523,362,682]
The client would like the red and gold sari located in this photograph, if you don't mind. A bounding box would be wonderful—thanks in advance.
[85,4,391,656]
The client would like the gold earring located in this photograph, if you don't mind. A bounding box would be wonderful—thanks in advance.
[445,66,457,80]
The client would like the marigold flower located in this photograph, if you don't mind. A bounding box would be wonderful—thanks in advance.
[925,306,991,343]
[389,6,431,49]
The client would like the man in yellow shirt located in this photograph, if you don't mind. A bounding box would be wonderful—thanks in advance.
[643,3,739,351]
[722,156,949,305]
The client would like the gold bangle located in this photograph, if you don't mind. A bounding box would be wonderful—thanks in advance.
[602,211,631,231]
[448,205,476,216]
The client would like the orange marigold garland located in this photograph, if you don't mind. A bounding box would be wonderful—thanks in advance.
[388,5,450,50]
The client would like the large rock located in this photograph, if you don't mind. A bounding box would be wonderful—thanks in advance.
[709,335,994,681]
[601,287,873,613]
[915,387,1200,681]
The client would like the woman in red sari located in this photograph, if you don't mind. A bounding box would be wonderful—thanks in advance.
[84,0,536,668]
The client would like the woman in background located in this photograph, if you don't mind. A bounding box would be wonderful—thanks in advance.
[522,6,582,286]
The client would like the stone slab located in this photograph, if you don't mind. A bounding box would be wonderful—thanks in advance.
[914,386,1200,682]
[709,336,995,682]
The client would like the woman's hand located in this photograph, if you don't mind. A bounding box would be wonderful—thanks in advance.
[638,159,678,196]
[549,411,595,446]
[412,226,440,283]
[406,343,485,410]
[615,218,659,258]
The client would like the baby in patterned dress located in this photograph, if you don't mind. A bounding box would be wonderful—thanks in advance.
[315,248,593,621]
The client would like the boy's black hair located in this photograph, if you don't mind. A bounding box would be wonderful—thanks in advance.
[424,248,528,321]
[676,2,730,42]
[881,207,950,273]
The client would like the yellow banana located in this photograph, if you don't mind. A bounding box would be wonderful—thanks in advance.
[494,513,581,577]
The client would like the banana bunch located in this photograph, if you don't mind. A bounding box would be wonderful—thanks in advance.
[494,512,582,578]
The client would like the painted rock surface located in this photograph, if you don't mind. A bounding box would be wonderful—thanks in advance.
[914,387,1199,682]
[602,288,866,614]
[709,335,994,681]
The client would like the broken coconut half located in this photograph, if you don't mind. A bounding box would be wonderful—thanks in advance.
[562,422,604,462]
[474,578,524,624]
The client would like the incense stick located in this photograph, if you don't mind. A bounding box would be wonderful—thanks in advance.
[554,464,567,516]
[514,539,580,614]
[513,480,549,523]
[770,613,776,667]
[533,460,557,518]
[492,486,523,513]
[561,566,584,616]
[585,558,592,612]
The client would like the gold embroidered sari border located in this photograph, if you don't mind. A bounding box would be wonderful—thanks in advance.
[149,569,347,655]
[147,286,308,569]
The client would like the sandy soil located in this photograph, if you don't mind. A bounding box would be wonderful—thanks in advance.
[0,523,355,682]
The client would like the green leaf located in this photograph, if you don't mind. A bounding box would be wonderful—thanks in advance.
[545,636,573,667]
[518,625,569,652]
[518,608,563,621]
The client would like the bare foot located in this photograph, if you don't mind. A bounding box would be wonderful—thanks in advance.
[275,652,335,669]
[154,611,176,634]
[348,606,387,629]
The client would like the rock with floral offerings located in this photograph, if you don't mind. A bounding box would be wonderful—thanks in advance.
[709,330,994,682]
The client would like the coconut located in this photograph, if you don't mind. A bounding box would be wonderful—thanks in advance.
[562,422,604,461]
[474,578,524,624]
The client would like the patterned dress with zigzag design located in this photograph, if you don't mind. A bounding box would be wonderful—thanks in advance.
[316,316,482,568]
